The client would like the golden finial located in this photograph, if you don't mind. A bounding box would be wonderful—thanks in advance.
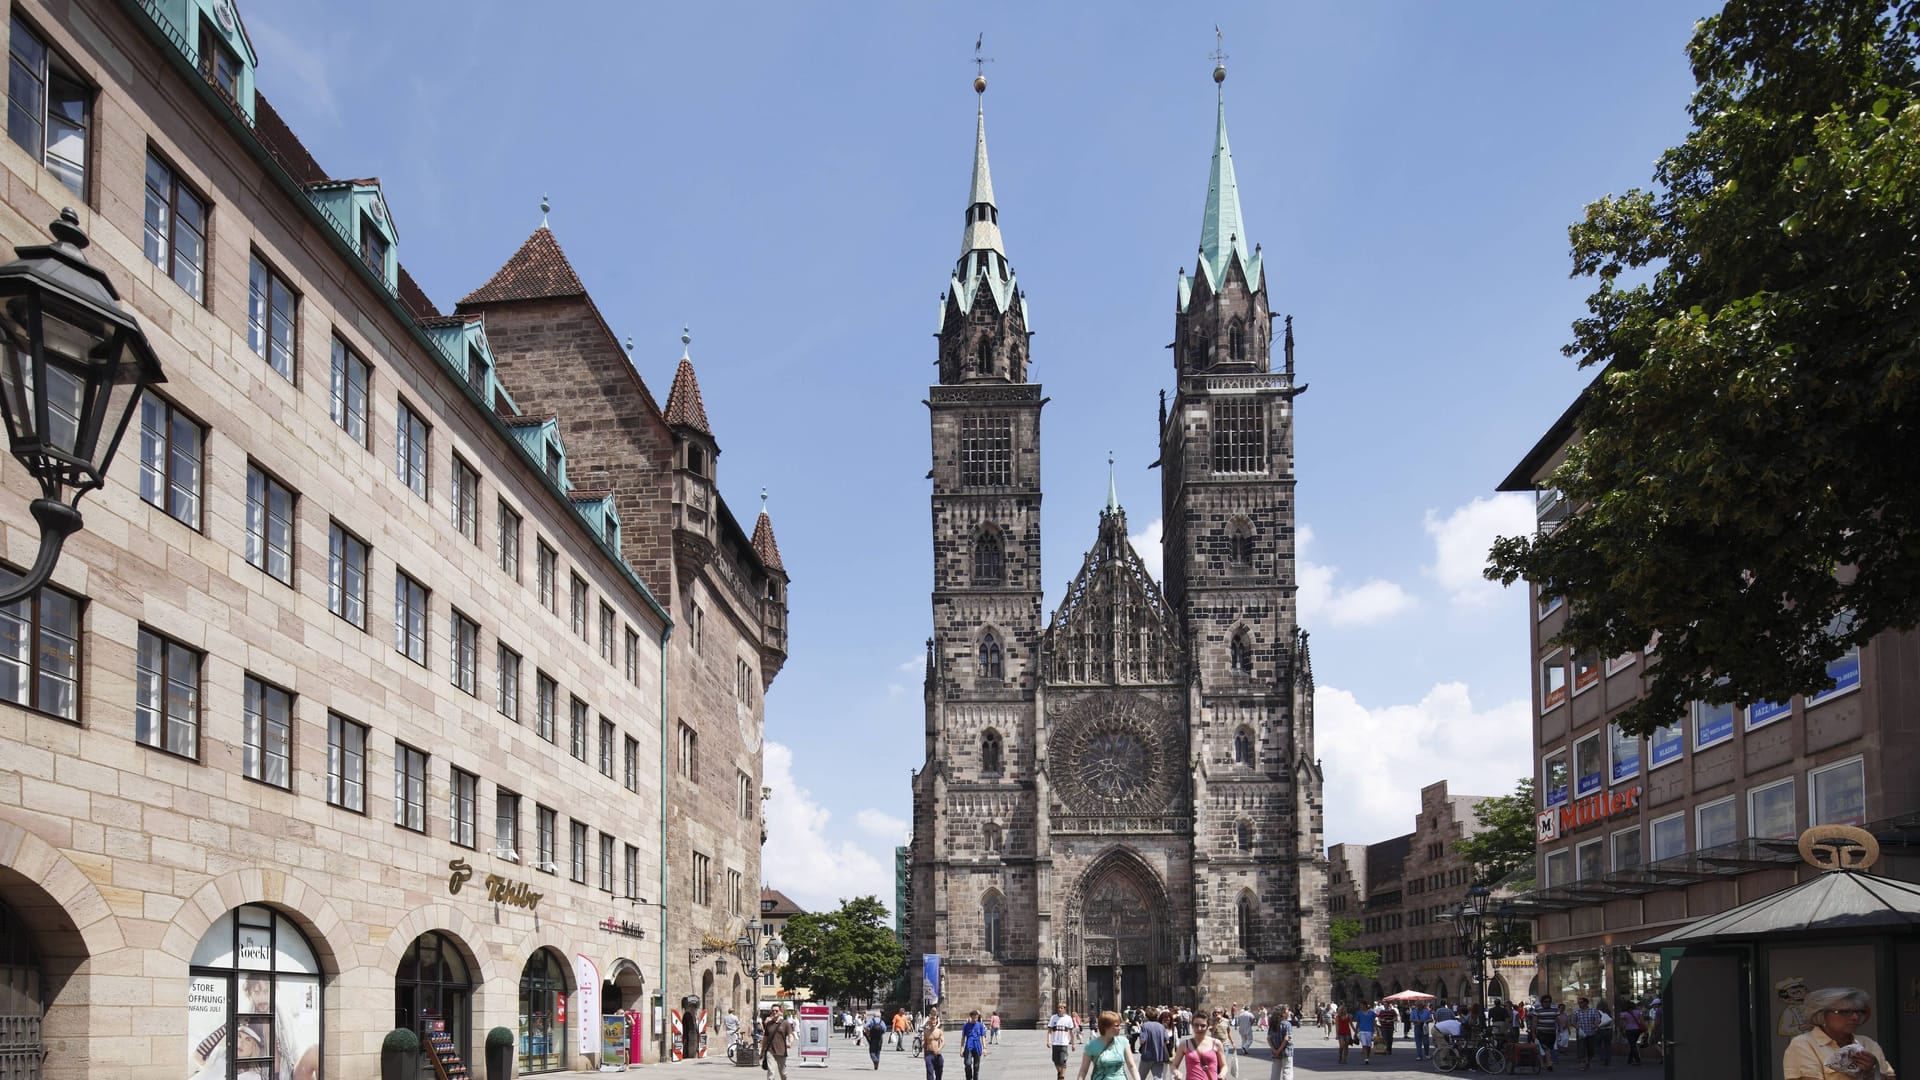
[1211,25,1228,84]
[973,33,992,94]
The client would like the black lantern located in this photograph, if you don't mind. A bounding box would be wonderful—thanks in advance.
[0,209,163,604]
[736,919,762,967]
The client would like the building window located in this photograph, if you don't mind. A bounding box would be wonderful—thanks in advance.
[973,529,1004,584]
[1649,812,1686,861]
[978,632,1003,681]
[1749,778,1796,840]
[624,627,640,684]
[1696,796,1737,850]
[244,465,295,585]
[569,696,588,761]
[359,215,387,278]
[394,570,428,666]
[535,805,557,872]
[536,542,558,612]
[497,501,522,579]
[1810,757,1866,826]
[1229,630,1253,675]
[449,767,477,849]
[1540,653,1568,711]
[737,770,754,818]
[137,393,202,527]
[395,400,430,499]
[736,657,756,708]
[1236,820,1254,851]
[450,611,478,695]
[326,713,366,813]
[983,822,1003,854]
[1228,320,1246,362]
[728,868,743,914]
[691,851,711,906]
[1233,727,1254,765]
[135,627,200,758]
[329,338,370,446]
[544,441,563,485]
[395,744,427,832]
[327,522,368,629]
[599,832,615,892]
[569,820,588,883]
[143,152,207,302]
[599,602,615,662]
[624,844,640,900]
[188,906,323,1080]
[690,604,705,654]
[1236,891,1256,954]
[1543,751,1569,809]
[598,717,615,778]
[1573,732,1603,799]
[247,254,298,381]
[570,574,588,638]
[496,644,520,722]
[1211,402,1266,474]
[451,456,479,542]
[1543,848,1571,887]
[495,790,519,860]
[625,737,640,793]
[535,673,556,742]
[196,19,240,98]
[466,345,488,395]
[1575,839,1604,882]
[1572,651,1601,695]
[677,722,699,780]
[981,729,1003,774]
[1227,518,1254,567]
[1608,722,1640,785]
[7,16,89,197]
[1649,721,1684,769]
[982,892,1005,958]
[1693,697,1736,749]
[242,675,292,789]
[1611,826,1641,871]
[0,571,81,721]
[959,415,1013,487]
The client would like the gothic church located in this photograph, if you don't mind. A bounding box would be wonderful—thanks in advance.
[908,63,1332,1022]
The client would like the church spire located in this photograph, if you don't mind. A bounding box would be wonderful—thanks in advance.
[960,100,1003,257]
[938,56,1031,384]
[1179,57,1264,313]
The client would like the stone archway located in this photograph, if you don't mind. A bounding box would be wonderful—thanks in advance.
[1064,849,1172,1017]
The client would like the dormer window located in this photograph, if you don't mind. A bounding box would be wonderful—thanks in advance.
[198,21,240,100]
[544,442,563,485]
[466,345,487,395]
[603,516,618,549]
[359,217,387,278]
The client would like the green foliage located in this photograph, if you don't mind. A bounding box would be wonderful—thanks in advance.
[779,895,906,1007]
[382,1027,419,1053]
[1329,917,1380,981]
[1487,0,1920,735]
[1455,777,1538,889]
[487,1026,514,1048]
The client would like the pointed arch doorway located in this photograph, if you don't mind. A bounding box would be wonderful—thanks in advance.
[1066,852,1171,1016]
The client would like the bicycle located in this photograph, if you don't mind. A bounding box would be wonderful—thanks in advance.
[1431,1032,1509,1074]
[726,1033,759,1064]
[912,1032,925,1057]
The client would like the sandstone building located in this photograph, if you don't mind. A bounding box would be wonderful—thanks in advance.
[0,1,783,1076]
[908,67,1330,1022]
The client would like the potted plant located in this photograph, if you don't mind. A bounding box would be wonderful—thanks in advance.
[486,1026,515,1079]
[381,1027,420,1080]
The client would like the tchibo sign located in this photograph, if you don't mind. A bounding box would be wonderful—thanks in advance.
[1537,785,1643,844]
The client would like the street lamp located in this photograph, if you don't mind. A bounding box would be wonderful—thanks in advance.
[0,209,164,604]
[1437,885,1517,1028]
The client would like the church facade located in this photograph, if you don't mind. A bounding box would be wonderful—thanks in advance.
[908,67,1332,1023]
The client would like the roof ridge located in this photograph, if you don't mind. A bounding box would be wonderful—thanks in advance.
[461,226,588,306]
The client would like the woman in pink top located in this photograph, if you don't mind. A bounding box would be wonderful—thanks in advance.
[1174,1016,1224,1080]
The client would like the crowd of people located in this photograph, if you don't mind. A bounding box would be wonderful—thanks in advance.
[1317,994,1661,1069]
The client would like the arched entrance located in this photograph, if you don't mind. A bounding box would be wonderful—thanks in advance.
[519,949,571,1074]
[1065,851,1171,1016]
[395,931,474,1072]
[0,898,44,1078]
[604,959,645,1011]
[189,904,323,1079]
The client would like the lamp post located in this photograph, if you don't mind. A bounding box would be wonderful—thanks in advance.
[1437,886,1520,1029]
[0,209,164,604]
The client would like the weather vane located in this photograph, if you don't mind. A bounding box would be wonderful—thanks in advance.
[1211,25,1228,87]
[973,33,994,93]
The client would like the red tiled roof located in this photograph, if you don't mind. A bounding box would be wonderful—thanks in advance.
[664,358,712,435]
[752,510,785,573]
[254,93,327,184]
[460,227,587,305]
[760,888,804,916]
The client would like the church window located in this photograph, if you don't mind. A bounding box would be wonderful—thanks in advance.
[960,416,1013,487]
[978,633,1003,681]
[1236,891,1257,954]
[1233,726,1255,765]
[1189,337,1210,369]
[1227,518,1254,567]
[981,729,1004,774]
[1229,320,1247,361]
[975,337,993,375]
[1229,629,1253,675]
[1236,820,1254,851]
[1212,403,1266,474]
[982,891,1006,959]
[983,822,1003,854]
[973,529,1005,585]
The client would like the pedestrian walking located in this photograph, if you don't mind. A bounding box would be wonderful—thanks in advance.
[1377,1003,1397,1055]
[924,1010,947,1080]
[1076,1012,1142,1080]
[1050,1002,1077,1080]
[1531,996,1563,1071]
[1571,997,1606,1070]
[1354,1004,1376,1066]
[763,1005,796,1080]
[990,1010,1002,1046]
[1266,1007,1293,1080]
[1409,1002,1433,1061]
[1234,1006,1255,1056]
[1174,1012,1224,1080]
[962,1010,987,1080]
[865,1014,887,1071]
[1617,999,1644,1065]
[895,1009,911,1052]
[1334,1009,1353,1065]
[1138,1009,1172,1080]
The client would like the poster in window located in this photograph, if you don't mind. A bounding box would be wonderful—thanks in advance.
[278,974,322,1080]
[1609,725,1640,784]
[1747,698,1793,729]
[1809,649,1861,704]
[188,975,229,1080]
[1693,700,1735,748]
[1649,724,1683,768]
[236,924,274,970]
[1574,737,1604,798]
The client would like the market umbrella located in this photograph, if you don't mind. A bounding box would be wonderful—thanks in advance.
[1382,991,1435,1003]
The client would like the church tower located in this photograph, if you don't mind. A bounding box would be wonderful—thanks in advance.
[1158,59,1330,1006]
[911,69,1048,1020]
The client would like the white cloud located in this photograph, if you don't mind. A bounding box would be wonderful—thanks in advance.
[855,809,909,841]
[1424,494,1535,607]
[1315,683,1533,845]
[1295,524,1416,627]
[761,742,898,913]
[1129,517,1164,582]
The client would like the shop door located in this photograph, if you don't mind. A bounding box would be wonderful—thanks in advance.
[0,901,41,1080]
[395,932,473,1074]
[1662,948,1750,1080]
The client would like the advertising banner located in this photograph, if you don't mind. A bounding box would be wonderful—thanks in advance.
[602,1013,631,1069]
[575,954,600,1057]
[187,975,228,1079]
[921,954,941,1004]
[799,1004,832,1064]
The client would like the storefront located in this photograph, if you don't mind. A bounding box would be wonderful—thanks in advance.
[395,931,474,1073]
[519,949,572,1073]
[188,905,323,1080]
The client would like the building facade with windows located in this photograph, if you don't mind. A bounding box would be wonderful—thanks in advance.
[1498,394,1920,1013]
[0,1,786,1076]
[755,888,805,1012]
[908,69,1330,1024]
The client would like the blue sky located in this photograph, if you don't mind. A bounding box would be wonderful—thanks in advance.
[241,0,1704,911]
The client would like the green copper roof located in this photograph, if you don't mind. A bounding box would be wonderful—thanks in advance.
[1185,91,1262,307]
[969,103,996,209]
[942,94,1028,329]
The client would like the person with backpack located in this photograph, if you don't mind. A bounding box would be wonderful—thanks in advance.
[865,1014,887,1070]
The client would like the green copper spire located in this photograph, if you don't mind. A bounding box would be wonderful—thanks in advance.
[943,74,1028,331]
[1184,64,1262,308]
[960,99,1004,258]
[1106,451,1121,514]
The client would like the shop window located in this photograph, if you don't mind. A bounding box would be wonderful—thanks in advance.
[1810,757,1866,826]
[1540,653,1568,711]
[1749,778,1796,840]
[1696,796,1737,850]
[1649,813,1686,861]
[395,931,472,1073]
[1573,732,1603,798]
[1608,723,1640,785]
[188,905,322,1079]
[1542,752,1569,809]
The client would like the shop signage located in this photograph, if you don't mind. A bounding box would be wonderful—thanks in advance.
[1537,785,1642,842]
[601,916,648,940]
[448,858,544,910]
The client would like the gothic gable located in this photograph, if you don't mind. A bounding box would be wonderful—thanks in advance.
[1043,509,1183,685]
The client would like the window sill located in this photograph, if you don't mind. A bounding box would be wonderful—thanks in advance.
[136,738,200,763]
[326,798,368,817]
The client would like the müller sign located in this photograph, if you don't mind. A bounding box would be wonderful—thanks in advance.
[1536,785,1642,843]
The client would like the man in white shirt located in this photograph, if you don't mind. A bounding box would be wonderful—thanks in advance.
[1048,1003,1075,1080]
[1235,1006,1256,1054]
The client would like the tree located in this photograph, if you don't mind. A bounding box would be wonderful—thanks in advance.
[1329,917,1380,982]
[778,896,906,1007]
[1486,0,1920,735]
[1455,777,1538,890]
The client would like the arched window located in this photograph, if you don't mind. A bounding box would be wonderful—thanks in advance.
[1229,629,1253,674]
[396,930,474,1067]
[973,529,1005,585]
[1227,518,1253,567]
[983,891,1006,959]
[1189,337,1210,369]
[1236,891,1256,954]
[983,822,1003,854]
[1233,727,1255,765]
[976,337,994,376]
[520,948,571,1074]
[978,633,1003,681]
[1236,820,1254,851]
[190,905,323,1079]
[981,729,1004,774]
[1229,320,1246,361]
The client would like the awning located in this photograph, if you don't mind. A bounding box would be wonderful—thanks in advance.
[1634,870,1920,949]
